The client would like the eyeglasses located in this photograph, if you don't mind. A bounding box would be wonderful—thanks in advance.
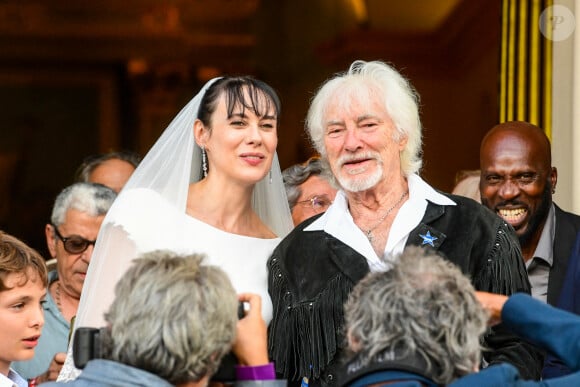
[296,194,333,211]
[51,224,96,254]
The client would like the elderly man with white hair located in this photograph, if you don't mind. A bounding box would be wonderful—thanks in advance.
[267,60,542,386]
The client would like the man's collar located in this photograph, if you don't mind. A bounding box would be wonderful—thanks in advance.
[528,203,555,267]
[305,174,456,233]
[407,174,456,206]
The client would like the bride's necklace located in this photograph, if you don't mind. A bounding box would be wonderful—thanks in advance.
[356,190,408,243]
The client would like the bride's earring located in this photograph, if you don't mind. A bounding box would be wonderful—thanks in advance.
[202,147,208,177]
[269,169,272,184]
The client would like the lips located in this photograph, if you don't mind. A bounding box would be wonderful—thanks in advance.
[23,335,40,348]
[341,158,373,175]
[240,153,265,166]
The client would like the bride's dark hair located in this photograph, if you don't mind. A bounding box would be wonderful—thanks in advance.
[197,76,281,128]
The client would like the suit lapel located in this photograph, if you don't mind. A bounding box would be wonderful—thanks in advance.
[326,235,370,284]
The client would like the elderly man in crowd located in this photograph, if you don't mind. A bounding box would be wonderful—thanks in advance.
[268,60,541,386]
[479,121,580,378]
[75,150,141,193]
[12,182,116,384]
[282,157,337,225]
[43,251,284,387]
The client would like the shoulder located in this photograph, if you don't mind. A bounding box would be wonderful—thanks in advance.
[115,187,166,206]
[554,203,580,228]
[271,215,325,258]
[426,192,506,235]
[448,364,521,386]
[107,188,182,232]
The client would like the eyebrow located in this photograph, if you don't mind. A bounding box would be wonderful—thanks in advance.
[326,115,382,126]
[326,120,345,126]
[356,114,382,123]
[229,112,277,120]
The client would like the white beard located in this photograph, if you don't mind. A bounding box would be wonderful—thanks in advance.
[334,154,383,192]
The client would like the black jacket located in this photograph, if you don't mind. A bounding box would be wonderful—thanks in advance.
[268,193,542,386]
[548,204,580,305]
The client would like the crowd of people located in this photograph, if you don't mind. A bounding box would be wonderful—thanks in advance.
[2,59,580,387]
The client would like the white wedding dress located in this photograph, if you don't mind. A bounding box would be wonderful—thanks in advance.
[58,77,293,381]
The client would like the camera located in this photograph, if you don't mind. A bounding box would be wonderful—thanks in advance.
[72,327,107,369]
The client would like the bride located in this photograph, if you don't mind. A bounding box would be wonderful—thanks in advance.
[59,76,293,380]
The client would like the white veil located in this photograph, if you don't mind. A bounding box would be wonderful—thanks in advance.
[58,77,293,380]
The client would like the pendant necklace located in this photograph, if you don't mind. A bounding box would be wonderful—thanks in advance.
[55,281,63,312]
[359,190,408,243]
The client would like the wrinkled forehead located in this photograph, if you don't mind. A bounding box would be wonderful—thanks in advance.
[324,81,386,120]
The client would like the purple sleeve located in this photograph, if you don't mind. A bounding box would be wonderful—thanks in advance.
[235,363,276,380]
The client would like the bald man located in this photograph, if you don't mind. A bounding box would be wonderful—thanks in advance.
[480,121,580,378]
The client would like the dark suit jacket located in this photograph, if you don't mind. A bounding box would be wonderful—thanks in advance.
[548,205,580,305]
[541,205,580,379]
[268,193,542,386]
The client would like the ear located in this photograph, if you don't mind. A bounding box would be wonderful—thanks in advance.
[45,224,57,258]
[550,167,558,193]
[398,133,408,151]
[194,119,209,149]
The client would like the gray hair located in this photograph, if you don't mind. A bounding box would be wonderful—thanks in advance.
[50,182,117,225]
[306,60,422,177]
[104,251,238,385]
[282,157,334,210]
[75,150,141,183]
[344,246,488,385]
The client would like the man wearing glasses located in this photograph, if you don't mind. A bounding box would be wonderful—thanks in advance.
[12,182,116,384]
[282,157,338,226]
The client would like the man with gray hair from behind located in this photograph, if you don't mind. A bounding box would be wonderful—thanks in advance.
[43,251,285,387]
[341,246,488,386]
[341,246,580,387]
[12,182,117,384]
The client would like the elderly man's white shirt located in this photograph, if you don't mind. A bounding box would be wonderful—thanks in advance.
[304,174,456,271]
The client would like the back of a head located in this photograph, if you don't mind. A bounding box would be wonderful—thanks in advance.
[76,151,141,182]
[344,246,488,385]
[50,182,117,226]
[451,170,481,203]
[306,60,423,176]
[0,230,48,291]
[104,251,238,385]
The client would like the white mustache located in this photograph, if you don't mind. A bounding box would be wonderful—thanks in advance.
[336,152,382,174]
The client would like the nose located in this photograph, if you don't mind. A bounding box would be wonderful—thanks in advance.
[32,304,45,328]
[498,178,520,200]
[246,122,263,145]
[81,243,96,264]
[343,125,363,152]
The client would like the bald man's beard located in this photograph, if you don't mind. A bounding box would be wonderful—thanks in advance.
[518,183,552,248]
